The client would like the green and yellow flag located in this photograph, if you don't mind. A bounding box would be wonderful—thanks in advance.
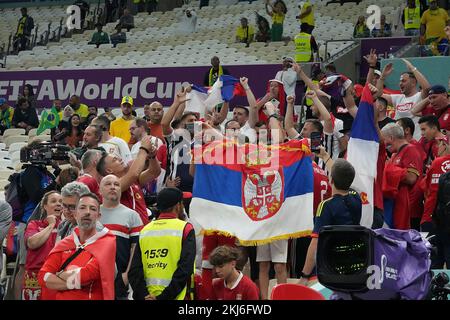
[37,106,60,135]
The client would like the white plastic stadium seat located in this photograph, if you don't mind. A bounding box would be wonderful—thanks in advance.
[0,169,14,179]
[0,179,9,191]
[3,128,26,138]
[0,159,13,169]
[8,142,27,154]
[4,135,29,148]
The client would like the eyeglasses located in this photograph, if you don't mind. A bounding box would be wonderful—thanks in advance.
[63,203,76,211]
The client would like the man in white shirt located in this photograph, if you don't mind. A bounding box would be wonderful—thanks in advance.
[274,56,298,97]
[129,118,165,160]
[233,106,257,144]
[378,58,430,140]
[92,114,133,164]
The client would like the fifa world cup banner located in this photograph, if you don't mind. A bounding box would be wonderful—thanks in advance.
[190,139,314,245]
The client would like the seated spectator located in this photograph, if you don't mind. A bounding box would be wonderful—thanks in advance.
[0,98,14,134]
[209,246,259,300]
[236,18,254,45]
[23,191,62,300]
[12,97,39,133]
[54,114,84,148]
[371,14,392,37]
[19,84,37,109]
[88,23,110,47]
[110,24,126,47]
[353,16,370,38]
[255,12,271,43]
[119,8,135,31]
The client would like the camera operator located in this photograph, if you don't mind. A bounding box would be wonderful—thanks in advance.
[14,140,58,300]
[69,124,104,167]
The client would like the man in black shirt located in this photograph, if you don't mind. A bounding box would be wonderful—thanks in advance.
[376,97,395,129]
[299,159,362,285]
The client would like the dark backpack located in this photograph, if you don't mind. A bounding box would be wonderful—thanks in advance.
[5,172,26,222]
[433,171,450,232]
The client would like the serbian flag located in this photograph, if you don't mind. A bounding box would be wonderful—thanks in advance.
[190,139,314,245]
[346,83,379,228]
[186,84,208,116]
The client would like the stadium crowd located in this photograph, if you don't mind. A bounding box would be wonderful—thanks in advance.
[0,0,449,302]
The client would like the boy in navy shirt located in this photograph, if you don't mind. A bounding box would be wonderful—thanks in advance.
[299,159,362,285]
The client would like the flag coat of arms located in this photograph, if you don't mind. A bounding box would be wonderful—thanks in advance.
[346,83,380,228]
[190,139,314,245]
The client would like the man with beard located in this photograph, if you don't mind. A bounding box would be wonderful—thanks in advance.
[38,193,116,300]
[110,96,135,143]
[143,102,164,141]
[99,175,143,300]
[67,95,89,123]
[58,182,90,240]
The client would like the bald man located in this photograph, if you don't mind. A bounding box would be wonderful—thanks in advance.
[99,174,144,300]
[144,102,165,141]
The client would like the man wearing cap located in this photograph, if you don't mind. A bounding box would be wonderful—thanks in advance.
[110,96,136,143]
[293,23,318,63]
[0,98,14,134]
[274,57,298,97]
[412,85,450,132]
[128,188,196,300]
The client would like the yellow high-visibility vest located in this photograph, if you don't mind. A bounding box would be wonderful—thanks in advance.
[295,32,312,63]
[139,218,189,300]
[404,6,420,30]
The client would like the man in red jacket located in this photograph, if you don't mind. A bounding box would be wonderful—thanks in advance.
[38,193,116,300]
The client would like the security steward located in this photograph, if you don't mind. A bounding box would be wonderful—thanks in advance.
[128,188,196,300]
[294,24,318,63]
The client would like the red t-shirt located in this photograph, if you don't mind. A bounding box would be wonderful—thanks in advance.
[313,162,331,215]
[38,246,103,300]
[422,105,450,131]
[421,155,450,224]
[77,174,102,202]
[24,219,60,272]
[211,272,259,300]
[148,123,165,142]
[121,183,149,225]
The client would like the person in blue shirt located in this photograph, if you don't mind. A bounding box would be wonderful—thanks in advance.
[299,158,362,285]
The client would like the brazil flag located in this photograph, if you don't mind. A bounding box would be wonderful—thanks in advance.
[37,106,60,135]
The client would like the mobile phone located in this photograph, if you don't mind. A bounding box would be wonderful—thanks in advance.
[310,131,322,153]
[271,99,280,108]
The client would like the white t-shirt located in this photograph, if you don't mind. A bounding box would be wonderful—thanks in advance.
[130,136,164,160]
[239,121,257,144]
[99,136,132,164]
[390,91,422,140]
[275,69,298,97]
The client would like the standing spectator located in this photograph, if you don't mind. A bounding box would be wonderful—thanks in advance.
[265,0,287,42]
[129,188,196,300]
[296,0,315,34]
[144,102,164,141]
[19,84,37,109]
[13,8,34,52]
[23,191,62,300]
[92,114,132,164]
[371,14,392,37]
[67,95,89,123]
[178,9,197,34]
[77,149,104,200]
[353,16,370,38]
[209,246,259,300]
[129,118,165,163]
[235,18,254,45]
[274,57,298,97]
[38,193,116,300]
[418,115,446,168]
[96,136,160,225]
[381,123,423,230]
[255,13,271,43]
[119,8,135,31]
[0,202,12,282]
[379,59,431,141]
[420,0,449,44]
[110,96,136,144]
[58,182,90,240]
[0,98,14,134]
[299,159,362,285]
[73,0,90,30]
[203,56,230,87]
[411,85,450,132]
[105,0,119,23]
[71,124,103,161]
[402,0,421,36]
[55,166,80,191]
[146,0,158,15]
[110,24,127,47]
[376,97,396,129]
[294,24,319,63]
[99,175,143,300]
[88,23,110,47]
[12,97,39,133]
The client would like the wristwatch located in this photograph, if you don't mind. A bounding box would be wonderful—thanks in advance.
[300,271,312,279]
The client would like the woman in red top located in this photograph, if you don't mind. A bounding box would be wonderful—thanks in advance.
[23,191,62,300]
[54,114,83,148]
